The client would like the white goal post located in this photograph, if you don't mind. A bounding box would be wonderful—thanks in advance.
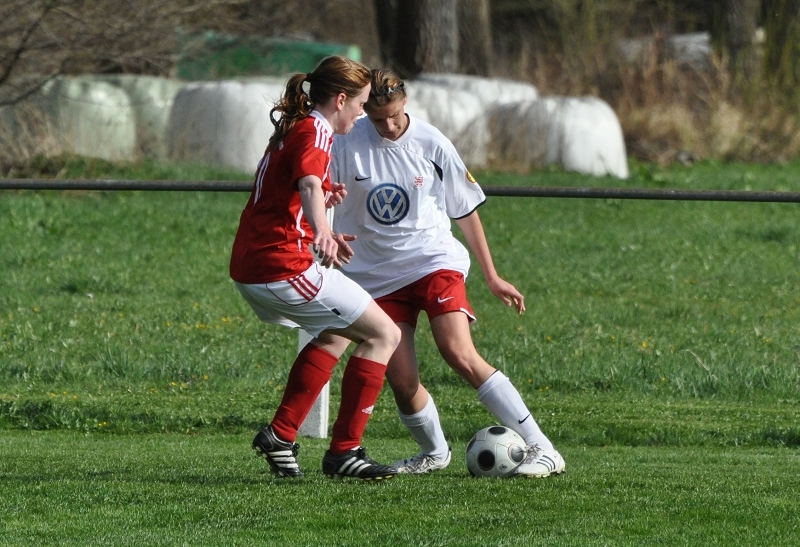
[297,206,334,438]
[297,328,329,438]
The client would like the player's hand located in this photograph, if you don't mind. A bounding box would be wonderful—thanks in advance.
[333,233,356,264]
[312,231,341,268]
[487,276,525,314]
[325,182,347,208]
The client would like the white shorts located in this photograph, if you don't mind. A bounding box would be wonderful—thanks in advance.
[234,262,371,338]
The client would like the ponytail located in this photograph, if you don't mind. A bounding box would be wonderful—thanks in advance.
[266,56,371,152]
[266,73,313,152]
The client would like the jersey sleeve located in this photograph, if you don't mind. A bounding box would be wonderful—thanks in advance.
[291,122,331,187]
[438,139,486,219]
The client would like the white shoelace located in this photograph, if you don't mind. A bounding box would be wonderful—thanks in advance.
[522,444,542,464]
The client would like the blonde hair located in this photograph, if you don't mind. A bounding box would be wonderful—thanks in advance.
[365,68,407,111]
[266,56,371,151]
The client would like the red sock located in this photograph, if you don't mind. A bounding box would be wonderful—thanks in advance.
[329,356,387,454]
[271,344,338,442]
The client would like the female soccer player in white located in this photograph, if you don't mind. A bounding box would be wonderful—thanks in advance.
[230,57,401,480]
[331,68,565,478]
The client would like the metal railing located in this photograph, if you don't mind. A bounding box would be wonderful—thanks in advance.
[3,178,800,202]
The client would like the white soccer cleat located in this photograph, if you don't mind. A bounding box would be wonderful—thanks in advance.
[514,444,565,478]
[392,448,452,474]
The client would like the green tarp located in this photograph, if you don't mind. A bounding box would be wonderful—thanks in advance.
[177,32,361,80]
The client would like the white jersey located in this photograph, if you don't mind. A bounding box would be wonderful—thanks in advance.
[331,114,486,298]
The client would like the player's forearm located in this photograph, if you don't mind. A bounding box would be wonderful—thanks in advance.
[297,176,332,237]
[455,212,498,281]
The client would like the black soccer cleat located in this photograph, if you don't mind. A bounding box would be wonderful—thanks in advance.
[252,425,303,478]
[322,447,398,481]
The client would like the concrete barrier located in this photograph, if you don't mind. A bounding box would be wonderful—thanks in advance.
[618,31,714,70]
[404,74,539,166]
[413,73,539,103]
[42,77,138,161]
[0,75,184,163]
[165,78,286,172]
[163,74,542,172]
[490,96,629,179]
[2,73,628,179]
[93,75,186,159]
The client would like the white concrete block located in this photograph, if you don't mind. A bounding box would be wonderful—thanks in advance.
[618,31,712,69]
[92,75,186,158]
[41,77,138,161]
[9,73,627,180]
[404,73,539,166]
[414,73,539,103]
[490,96,629,179]
[1,75,185,163]
[165,78,287,172]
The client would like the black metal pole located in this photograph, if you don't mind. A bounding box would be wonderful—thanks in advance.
[0,179,252,192]
[2,179,800,202]
[483,186,800,203]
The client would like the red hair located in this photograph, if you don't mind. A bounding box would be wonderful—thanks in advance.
[267,56,371,151]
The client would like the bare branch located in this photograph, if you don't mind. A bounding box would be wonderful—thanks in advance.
[0,74,57,107]
[0,0,58,86]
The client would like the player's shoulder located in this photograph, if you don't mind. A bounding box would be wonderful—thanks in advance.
[347,117,373,140]
[282,114,333,157]
[285,115,318,144]
[333,117,372,151]
[292,115,316,134]
[407,115,458,157]
[411,115,447,140]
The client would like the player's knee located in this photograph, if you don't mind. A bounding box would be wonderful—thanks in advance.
[387,375,419,403]
[440,347,474,373]
[362,321,400,361]
[381,321,401,351]
[442,349,491,386]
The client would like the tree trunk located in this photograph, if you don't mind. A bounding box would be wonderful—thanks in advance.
[373,0,466,77]
[458,0,492,76]
[763,0,800,92]
[727,0,761,77]
[372,0,399,71]
[417,0,459,73]
[709,0,760,80]
[395,0,424,77]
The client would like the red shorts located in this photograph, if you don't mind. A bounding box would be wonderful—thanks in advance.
[375,269,476,328]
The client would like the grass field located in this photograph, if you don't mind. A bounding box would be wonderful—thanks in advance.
[1,157,800,545]
[2,431,798,546]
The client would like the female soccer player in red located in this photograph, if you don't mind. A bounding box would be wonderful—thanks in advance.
[332,68,565,478]
[230,57,400,480]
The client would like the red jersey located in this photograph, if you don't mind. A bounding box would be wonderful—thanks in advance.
[230,111,333,283]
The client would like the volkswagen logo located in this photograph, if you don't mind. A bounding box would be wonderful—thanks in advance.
[367,183,409,225]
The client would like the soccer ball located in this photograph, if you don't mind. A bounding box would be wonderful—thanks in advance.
[465,425,527,478]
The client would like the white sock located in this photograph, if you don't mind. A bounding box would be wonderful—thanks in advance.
[397,394,450,459]
[477,371,554,451]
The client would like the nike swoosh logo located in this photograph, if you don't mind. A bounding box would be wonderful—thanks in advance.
[437,296,454,303]
[518,414,531,424]
[355,175,370,181]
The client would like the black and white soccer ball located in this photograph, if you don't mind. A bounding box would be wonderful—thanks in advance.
[465,425,527,478]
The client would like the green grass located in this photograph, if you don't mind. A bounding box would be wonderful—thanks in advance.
[1,156,800,545]
[2,431,799,547]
